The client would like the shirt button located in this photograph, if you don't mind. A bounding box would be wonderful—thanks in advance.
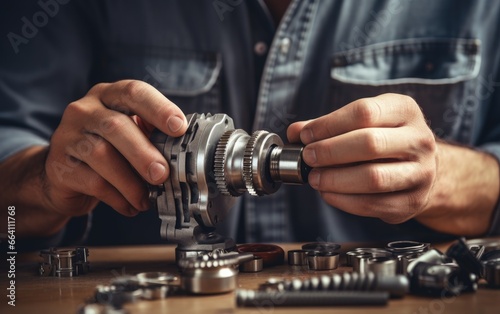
[279,37,291,55]
[254,41,268,56]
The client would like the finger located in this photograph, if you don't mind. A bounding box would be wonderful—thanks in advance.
[92,80,188,137]
[81,106,169,185]
[302,126,434,166]
[287,120,313,143]
[58,159,141,217]
[308,161,425,194]
[300,93,421,144]
[68,133,149,211]
[320,191,421,224]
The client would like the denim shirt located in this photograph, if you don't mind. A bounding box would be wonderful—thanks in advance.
[1,0,499,246]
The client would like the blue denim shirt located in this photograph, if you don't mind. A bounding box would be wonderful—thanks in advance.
[1,0,499,246]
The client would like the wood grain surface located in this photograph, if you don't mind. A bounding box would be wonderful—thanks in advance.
[1,241,499,314]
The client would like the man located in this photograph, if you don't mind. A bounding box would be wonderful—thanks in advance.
[1,0,499,249]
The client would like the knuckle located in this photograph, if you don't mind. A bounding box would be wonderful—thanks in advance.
[122,80,148,102]
[364,131,386,157]
[353,98,381,127]
[65,101,88,118]
[367,166,389,191]
[89,82,108,95]
[103,115,128,134]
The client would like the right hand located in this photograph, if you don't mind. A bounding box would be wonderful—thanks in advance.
[44,80,187,217]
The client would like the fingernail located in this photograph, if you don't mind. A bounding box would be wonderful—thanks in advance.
[302,147,317,165]
[309,170,320,189]
[300,129,314,144]
[167,116,184,133]
[148,162,166,182]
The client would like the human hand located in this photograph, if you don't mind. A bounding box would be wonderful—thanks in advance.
[44,80,187,217]
[287,93,438,224]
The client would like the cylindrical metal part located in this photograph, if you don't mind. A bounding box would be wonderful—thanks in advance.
[346,248,391,267]
[352,252,373,274]
[55,249,75,277]
[181,266,238,294]
[367,256,397,277]
[307,252,339,270]
[288,250,308,266]
[239,256,264,272]
[236,290,389,307]
[269,145,310,184]
[237,244,284,267]
[302,242,341,253]
[484,259,500,288]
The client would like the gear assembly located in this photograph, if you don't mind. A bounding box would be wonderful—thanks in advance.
[148,113,311,261]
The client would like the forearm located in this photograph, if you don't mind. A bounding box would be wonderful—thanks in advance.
[0,146,70,238]
[417,141,500,236]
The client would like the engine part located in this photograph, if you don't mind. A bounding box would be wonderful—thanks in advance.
[408,262,477,296]
[301,242,341,254]
[135,272,179,300]
[467,238,500,254]
[149,113,310,261]
[446,237,483,277]
[237,243,285,267]
[288,249,308,266]
[39,247,90,277]
[236,290,389,307]
[352,252,373,274]
[307,251,339,270]
[367,256,397,277]
[178,250,254,294]
[239,256,264,273]
[386,241,430,274]
[483,258,500,288]
[260,272,409,298]
[345,248,391,267]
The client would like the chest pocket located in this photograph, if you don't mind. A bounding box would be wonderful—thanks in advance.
[103,45,222,115]
[330,38,481,141]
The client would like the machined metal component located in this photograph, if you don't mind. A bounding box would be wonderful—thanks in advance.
[149,113,310,261]
[237,243,285,267]
[236,290,389,307]
[288,249,308,266]
[258,272,409,298]
[239,256,264,273]
[446,237,484,278]
[39,247,90,277]
[301,242,341,254]
[386,241,430,275]
[483,258,500,288]
[307,251,339,270]
[367,256,398,277]
[345,248,391,267]
[178,250,254,294]
[467,238,500,255]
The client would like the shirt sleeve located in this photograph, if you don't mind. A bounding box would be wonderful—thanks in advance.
[0,1,97,162]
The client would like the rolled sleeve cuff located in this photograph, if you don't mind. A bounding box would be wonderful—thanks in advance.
[0,128,49,162]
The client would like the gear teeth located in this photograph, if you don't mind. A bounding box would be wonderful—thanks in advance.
[214,130,235,196]
[243,131,267,196]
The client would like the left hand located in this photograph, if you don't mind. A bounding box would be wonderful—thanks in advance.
[287,93,438,224]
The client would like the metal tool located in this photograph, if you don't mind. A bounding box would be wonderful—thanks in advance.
[259,272,409,298]
[39,247,89,277]
[236,290,389,307]
[149,113,311,262]
[446,237,483,278]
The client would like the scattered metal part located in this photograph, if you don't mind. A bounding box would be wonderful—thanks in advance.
[236,290,389,307]
[135,272,179,300]
[78,303,128,314]
[408,262,477,296]
[39,247,90,277]
[288,249,308,266]
[367,256,397,277]
[352,252,373,274]
[345,248,390,267]
[307,251,339,270]
[179,250,253,294]
[480,249,500,263]
[446,237,484,277]
[483,258,500,288]
[467,238,500,254]
[406,249,448,275]
[239,256,264,272]
[258,272,409,298]
[149,113,310,263]
[237,244,285,266]
[386,241,429,275]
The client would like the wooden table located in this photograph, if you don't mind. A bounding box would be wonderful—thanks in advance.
[1,242,499,314]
